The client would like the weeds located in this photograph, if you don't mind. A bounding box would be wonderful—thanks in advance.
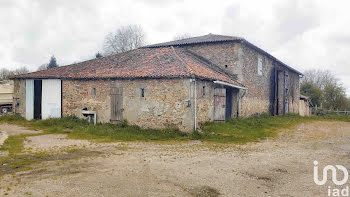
[200,113,350,143]
[1,113,349,145]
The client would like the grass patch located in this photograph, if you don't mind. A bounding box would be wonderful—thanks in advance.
[28,116,190,142]
[1,113,349,145]
[200,113,305,143]
[0,134,37,174]
[0,135,102,176]
[201,113,350,143]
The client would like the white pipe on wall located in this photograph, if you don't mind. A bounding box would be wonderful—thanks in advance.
[213,80,247,90]
[194,78,197,131]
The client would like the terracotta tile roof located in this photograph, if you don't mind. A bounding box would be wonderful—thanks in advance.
[12,47,243,87]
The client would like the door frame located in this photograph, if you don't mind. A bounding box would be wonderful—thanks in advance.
[214,87,226,121]
[214,86,239,121]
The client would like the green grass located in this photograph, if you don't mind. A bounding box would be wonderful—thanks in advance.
[28,116,190,142]
[0,134,37,173]
[1,113,349,144]
[201,114,303,143]
[201,113,350,143]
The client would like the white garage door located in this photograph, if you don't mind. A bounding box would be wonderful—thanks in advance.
[42,79,61,119]
[25,79,34,120]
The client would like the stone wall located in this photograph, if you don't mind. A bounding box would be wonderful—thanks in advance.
[185,43,274,116]
[184,42,300,117]
[275,66,300,115]
[62,80,111,123]
[288,71,301,113]
[12,79,26,116]
[195,80,215,127]
[237,44,275,116]
[12,78,217,132]
[62,78,198,132]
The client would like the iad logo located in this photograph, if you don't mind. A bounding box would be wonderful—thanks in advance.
[314,160,348,185]
[314,160,349,197]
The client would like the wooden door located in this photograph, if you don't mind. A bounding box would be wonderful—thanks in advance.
[214,88,226,121]
[110,87,123,122]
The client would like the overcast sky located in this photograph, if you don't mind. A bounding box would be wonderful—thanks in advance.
[0,0,349,95]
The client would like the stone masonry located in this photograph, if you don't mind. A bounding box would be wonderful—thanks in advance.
[183,42,300,117]
[62,78,215,132]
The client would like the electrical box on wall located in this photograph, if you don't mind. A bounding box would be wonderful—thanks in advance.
[185,100,191,107]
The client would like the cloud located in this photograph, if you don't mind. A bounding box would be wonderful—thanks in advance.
[0,0,349,95]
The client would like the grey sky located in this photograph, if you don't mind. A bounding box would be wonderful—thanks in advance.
[1,0,349,95]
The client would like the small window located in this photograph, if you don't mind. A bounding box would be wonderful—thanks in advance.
[91,87,96,98]
[141,88,145,97]
[202,86,206,96]
[258,57,263,76]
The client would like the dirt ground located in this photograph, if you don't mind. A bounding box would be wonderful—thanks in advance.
[0,121,350,197]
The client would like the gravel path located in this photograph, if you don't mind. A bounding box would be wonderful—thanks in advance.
[25,134,90,152]
[0,121,349,196]
[0,123,42,136]
[0,130,7,147]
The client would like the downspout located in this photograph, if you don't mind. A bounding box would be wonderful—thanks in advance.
[193,78,197,131]
[273,62,278,116]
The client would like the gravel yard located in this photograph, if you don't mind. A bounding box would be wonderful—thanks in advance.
[0,121,350,196]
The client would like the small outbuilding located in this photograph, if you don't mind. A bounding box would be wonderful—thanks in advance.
[299,95,312,117]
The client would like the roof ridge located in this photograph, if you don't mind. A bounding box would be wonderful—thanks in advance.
[142,34,243,48]
[170,46,193,75]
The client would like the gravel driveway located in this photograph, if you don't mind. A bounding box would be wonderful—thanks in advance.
[0,121,350,196]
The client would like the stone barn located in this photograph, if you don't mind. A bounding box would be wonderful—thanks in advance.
[11,34,302,132]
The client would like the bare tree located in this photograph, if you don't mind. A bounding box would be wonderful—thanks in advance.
[37,64,48,71]
[0,68,11,80]
[301,69,337,90]
[173,33,192,40]
[12,66,29,75]
[0,66,29,79]
[103,25,145,55]
[302,69,349,110]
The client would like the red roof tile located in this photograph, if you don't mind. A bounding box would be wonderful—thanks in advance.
[12,47,243,87]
